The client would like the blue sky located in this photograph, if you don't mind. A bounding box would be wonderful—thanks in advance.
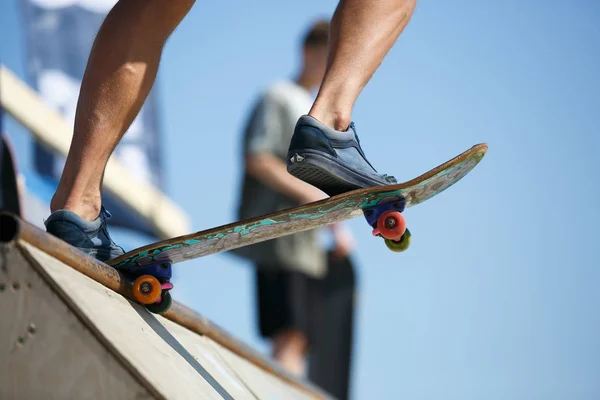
[2,1,599,399]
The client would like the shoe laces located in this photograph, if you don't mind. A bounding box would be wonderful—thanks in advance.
[383,174,397,184]
[100,206,113,220]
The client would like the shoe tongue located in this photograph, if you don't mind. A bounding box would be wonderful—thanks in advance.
[348,122,360,143]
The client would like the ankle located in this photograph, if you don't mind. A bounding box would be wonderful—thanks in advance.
[308,107,351,132]
[50,191,102,222]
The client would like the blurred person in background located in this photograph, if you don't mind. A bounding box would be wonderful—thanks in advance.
[233,20,357,399]
[43,0,417,264]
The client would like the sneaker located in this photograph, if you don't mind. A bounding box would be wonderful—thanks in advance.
[44,205,125,262]
[287,115,397,196]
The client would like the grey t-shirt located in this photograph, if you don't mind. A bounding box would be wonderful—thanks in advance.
[233,81,327,278]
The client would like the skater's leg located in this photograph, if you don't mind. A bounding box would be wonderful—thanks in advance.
[50,0,194,221]
[45,0,194,261]
[310,0,417,130]
[288,0,417,195]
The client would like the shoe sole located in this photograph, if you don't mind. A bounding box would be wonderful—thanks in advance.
[287,149,387,196]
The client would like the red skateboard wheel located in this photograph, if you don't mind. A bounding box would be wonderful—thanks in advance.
[376,210,406,240]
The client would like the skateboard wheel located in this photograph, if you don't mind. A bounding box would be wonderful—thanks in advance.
[132,275,162,305]
[384,229,412,252]
[146,292,173,314]
[376,210,406,240]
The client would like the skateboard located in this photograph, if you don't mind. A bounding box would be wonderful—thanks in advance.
[108,143,487,313]
[0,134,22,217]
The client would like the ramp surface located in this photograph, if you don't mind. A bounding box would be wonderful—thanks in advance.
[0,215,332,400]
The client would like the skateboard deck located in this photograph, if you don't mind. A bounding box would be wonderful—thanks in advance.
[108,143,487,313]
[0,134,22,217]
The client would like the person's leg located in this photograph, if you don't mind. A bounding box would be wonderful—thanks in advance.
[311,0,417,130]
[288,0,417,195]
[308,252,357,400]
[255,267,310,376]
[271,330,308,376]
[51,0,194,220]
[45,0,194,260]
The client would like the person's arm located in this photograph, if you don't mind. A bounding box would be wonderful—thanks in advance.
[243,91,354,256]
[245,153,326,204]
[247,154,355,257]
[243,92,327,204]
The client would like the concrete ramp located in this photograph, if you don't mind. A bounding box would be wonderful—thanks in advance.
[0,213,332,400]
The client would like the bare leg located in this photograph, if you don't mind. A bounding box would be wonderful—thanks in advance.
[272,330,308,376]
[50,0,195,221]
[309,0,417,130]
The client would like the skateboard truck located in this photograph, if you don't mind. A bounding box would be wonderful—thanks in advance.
[126,261,174,314]
[363,197,412,252]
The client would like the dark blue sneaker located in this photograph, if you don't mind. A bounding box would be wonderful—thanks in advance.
[287,115,397,196]
[44,206,125,262]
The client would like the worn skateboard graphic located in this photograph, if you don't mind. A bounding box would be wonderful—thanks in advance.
[0,134,22,217]
[108,143,487,313]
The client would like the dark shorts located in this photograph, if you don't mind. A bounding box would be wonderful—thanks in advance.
[254,251,356,344]
[255,251,357,400]
[254,267,320,342]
